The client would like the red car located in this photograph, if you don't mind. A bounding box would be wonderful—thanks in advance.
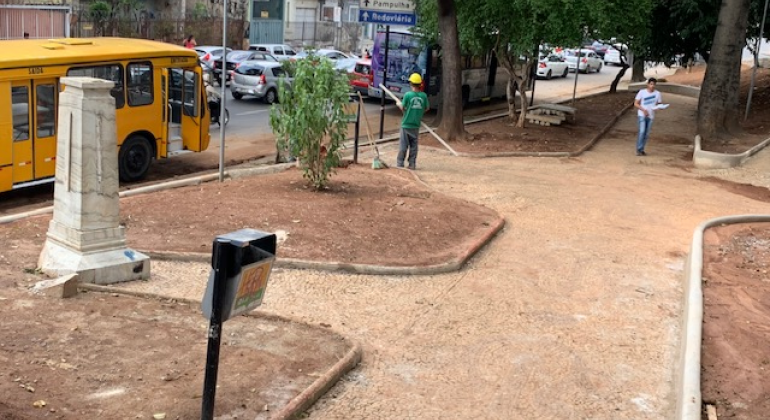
[350,59,372,96]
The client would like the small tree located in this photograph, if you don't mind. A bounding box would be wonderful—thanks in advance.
[269,55,350,190]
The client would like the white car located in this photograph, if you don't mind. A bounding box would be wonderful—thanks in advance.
[296,49,356,61]
[195,46,233,67]
[248,44,298,60]
[564,49,603,73]
[604,44,628,66]
[536,54,569,79]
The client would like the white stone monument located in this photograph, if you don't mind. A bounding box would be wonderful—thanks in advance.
[38,77,150,284]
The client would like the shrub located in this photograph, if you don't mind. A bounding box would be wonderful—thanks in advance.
[269,54,351,190]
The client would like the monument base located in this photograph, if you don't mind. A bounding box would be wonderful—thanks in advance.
[39,239,150,285]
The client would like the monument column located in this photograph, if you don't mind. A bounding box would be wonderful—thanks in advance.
[38,77,150,284]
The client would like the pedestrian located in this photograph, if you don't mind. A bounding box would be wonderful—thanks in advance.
[396,73,429,170]
[634,77,663,156]
[183,35,196,49]
[23,32,29,39]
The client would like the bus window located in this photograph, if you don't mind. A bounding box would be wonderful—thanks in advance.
[67,65,125,108]
[127,62,153,106]
[182,69,198,117]
[36,84,56,138]
[12,86,30,141]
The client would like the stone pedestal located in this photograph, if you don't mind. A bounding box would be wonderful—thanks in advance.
[38,77,150,284]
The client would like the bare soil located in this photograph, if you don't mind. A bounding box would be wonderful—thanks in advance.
[1,67,770,419]
[701,223,770,420]
[422,92,636,154]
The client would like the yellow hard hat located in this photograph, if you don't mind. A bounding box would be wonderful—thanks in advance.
[408,73,422,84]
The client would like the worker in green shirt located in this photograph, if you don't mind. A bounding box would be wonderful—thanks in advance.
[396,73,430,170]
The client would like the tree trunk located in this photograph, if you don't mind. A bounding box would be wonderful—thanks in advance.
[515,61,535,128]
[609,52,630,93]
[436,0,466,141]
[506,76,517,119]
[631,56,646,82]
[697,0,751,139]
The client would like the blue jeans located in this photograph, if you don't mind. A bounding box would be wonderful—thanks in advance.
[397,127,419,168]
[636,116,654,152]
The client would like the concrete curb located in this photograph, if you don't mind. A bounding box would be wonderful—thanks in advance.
[76,283,363,420]
[141,215,505,276]
[677,214,770,420]
[627,82,701,98]
[693,134,770,169]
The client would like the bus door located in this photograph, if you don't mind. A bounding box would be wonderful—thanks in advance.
[164,67,206,155]
[9,81,34,184]
[32,79,58,180]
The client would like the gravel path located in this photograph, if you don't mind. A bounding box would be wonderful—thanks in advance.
[121,93,770,419]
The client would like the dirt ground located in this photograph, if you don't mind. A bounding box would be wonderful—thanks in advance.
[664,65,770,153]
[701,223,770,420]
[1,63,770,419]
[421,92,636,154]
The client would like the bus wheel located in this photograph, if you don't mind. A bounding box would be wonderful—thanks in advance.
[119,135,153,182]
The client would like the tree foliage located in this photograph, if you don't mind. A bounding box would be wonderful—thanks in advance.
[455,0,588,127]
[269,55,350,190]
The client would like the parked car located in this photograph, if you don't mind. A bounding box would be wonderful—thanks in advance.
[335,57,359,73]
[603,43,629,66]
[195,46,232,67]
[536,54,569,79]
[230,61,292,104]
[585,40,611,59]
[296,49,356,61]
[248,44,298,60]
[564,49,603,73]
[213,50,278,85]
[349,58,372,95]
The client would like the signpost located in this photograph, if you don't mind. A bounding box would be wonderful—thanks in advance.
[359,0,416,25]
[200,229,277,420]
[361,0,416,139]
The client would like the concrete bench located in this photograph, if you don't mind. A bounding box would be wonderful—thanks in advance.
[525,112,566,126]
[536,103,576,115]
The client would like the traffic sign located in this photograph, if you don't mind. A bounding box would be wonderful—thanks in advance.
[361,0,415,13]
[359,10,416,26]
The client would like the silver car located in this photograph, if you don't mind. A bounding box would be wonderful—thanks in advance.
[230,61,292,104]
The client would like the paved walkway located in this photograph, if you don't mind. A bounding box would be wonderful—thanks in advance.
[121,93,770,419]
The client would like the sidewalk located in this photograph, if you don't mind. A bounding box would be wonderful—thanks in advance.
[118,86,770,418]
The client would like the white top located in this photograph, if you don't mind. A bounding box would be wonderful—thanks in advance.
[635,89,662,119]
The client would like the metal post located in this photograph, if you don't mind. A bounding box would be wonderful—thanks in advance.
[218,0,228,182]
[354,97,361,164]
[572,48,582,106]
[379,25,389,139]
[200,239,231,420]
[746,0,769,120]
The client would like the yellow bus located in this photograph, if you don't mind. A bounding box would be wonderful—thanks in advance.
[0,37,211,192]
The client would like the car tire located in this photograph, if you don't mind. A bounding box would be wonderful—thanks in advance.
[562,68,568,78]
[596,63,602,73]
[546,70,552,80]
[232,92,243,100]
[263,88,277,104]
[118,135,153,182]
